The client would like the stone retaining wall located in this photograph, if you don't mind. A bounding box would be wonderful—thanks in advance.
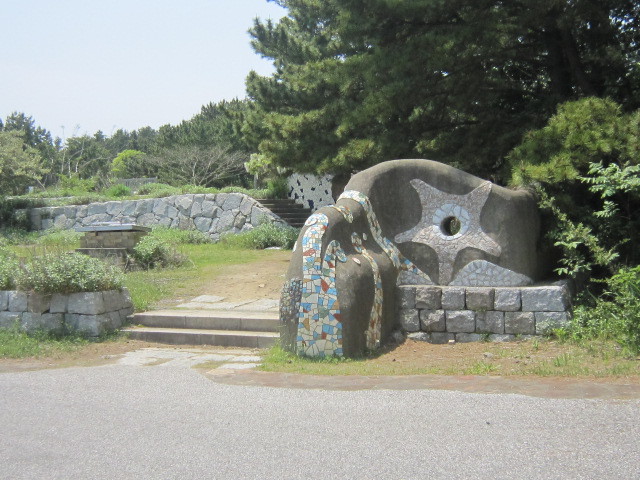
[24,193,284,241]
[397,282,572,343]
[0,289,134,337]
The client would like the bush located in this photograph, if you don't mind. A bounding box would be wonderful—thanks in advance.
[0,228,39,246]
[147,226,211,245]
[130,236,187,269]
[137,183,181,197]
[35,229,83,247]
[219,222,298,250]
[266,177,289,199]
[104,184,132,198]
[0,249,19,290]
[16,252,124,294]
[508,98,640,283]
[571,267,640,355]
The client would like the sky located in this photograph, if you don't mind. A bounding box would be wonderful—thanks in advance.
[1,0,286,140]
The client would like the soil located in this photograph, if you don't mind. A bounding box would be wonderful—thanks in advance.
[198,251,291,302]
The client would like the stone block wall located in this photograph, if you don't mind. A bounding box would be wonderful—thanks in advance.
[80,230,148,249]
[24,193,284,241]
[397,282,572,343]
[0,289,134,337]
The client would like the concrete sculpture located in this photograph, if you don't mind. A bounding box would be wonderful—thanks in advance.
[280,160,564,357]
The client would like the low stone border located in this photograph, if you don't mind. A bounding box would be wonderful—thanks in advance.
[397,282,572,343]
[0,289,134,337]
[22,193,285,241]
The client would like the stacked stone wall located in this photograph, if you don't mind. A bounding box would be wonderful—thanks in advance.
[24,193,284,241]
[397,282,572,343]
[0,289,134,337]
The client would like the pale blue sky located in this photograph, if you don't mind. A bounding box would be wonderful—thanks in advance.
[1,0,286,140]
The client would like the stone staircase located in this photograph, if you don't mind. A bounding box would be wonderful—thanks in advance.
[257,198,312,228]
[123,309,279,348]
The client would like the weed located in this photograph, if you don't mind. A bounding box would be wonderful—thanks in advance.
[130,236,187,269]
[104,184,132,197]
[0,323,89,358]
[553,352,572,367]
[147,226,210,245]
[219,222,298,250]
[466,361,498,375]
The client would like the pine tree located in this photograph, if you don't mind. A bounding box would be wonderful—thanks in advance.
[245,0,640,181]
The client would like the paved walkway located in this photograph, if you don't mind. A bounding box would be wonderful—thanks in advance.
[1,358,638,479]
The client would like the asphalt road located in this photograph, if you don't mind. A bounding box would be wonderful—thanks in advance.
[1,363,639,480]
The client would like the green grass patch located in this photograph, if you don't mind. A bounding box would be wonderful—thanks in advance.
[260,340,640,378]
[0,325,90,359]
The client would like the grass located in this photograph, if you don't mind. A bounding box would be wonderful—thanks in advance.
[0,325,90,359]
[259,339,640,378]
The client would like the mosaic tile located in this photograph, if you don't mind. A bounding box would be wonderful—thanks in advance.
[450,260,533,287]
[328,204,354,223]
[352,233,383,349]
[339,190,433,285]
[297,213,346,357]
[394,179,500,284]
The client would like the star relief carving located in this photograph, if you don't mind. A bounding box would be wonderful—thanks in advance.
[394,179,501,285]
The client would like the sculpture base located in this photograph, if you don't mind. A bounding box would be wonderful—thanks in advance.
[396,281,572,342]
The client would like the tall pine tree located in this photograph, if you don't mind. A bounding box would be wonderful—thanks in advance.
[245,0,640,182]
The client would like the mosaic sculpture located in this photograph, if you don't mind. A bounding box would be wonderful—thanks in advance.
[280,159,543,357]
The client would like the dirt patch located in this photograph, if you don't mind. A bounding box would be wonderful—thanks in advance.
[371,339,640,378]
[198,251,291,302]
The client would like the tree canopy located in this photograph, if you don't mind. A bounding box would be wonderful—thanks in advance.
[0,131,48,194]
[245,0,640,181]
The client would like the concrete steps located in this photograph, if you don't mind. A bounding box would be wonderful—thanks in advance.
[257,198,312,228]
[123,309,280,348]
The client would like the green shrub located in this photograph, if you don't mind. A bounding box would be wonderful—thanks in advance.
[147,226,211,245]
[104,184,132,198]
[219,222,298,250]
[508,98,640,283]
[265,177,289,199]
[137,183,181,197]
[16,252,124,294]
[571,266,640,355]
[130,236,187,269]
[179,184,212,194]
[0,228,39,246]
[50,174,98,196]
[0,250,19,290]
[35,229,83,247]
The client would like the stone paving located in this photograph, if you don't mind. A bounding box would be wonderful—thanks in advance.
[118,347,263,370]
[175,295,279,311]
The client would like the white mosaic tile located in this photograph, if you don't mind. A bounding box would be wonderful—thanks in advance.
[450,260,533,287]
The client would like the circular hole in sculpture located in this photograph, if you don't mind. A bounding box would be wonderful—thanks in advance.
[440,216,461,236]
